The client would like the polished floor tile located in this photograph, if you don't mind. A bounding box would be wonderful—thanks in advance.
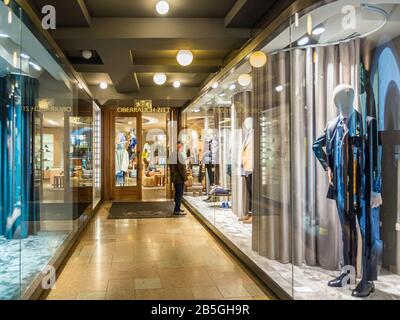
[41,201,274,300]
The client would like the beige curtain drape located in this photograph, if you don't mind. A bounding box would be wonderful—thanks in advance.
[253,39,360,270]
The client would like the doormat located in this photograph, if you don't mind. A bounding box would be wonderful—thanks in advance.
[108,201,178,219]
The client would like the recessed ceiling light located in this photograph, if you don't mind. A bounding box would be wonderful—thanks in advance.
[29,61,41,71]
[193,108,201,113]
[219,93,226,97]
[312,26,325,36]
[99,82,108,89]
[0,33,9,38]
[173,80,181,88]
[177,50,193,66]
[275,85,284,92]
[78,83,83,89]
[20,53,30,59]
[229,84,236,91]
[156,1,169,15]
[298,36,310,46]
[153,73,167,85]
[238,74,252,87]
[82,50,92,59]
[212,82,219,89]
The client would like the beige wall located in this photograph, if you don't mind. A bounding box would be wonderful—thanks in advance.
[43,127,64,167]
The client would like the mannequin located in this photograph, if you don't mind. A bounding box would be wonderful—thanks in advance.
[202,129,219,201]
[240,117,254,224]
[313,84,382,297]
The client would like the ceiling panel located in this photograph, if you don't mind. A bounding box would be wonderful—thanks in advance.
[136,72,208,87]
[85,0,236,18]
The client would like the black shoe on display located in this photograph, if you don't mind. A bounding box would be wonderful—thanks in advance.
[328,273,350,287]
[351,281,375,298]
[203,196,212,202]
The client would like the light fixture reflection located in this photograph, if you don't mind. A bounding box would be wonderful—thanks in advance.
[212,82,219,89]
[238,74,252,87]
[29,61,41,71]
[99,81,108,89]
[312,26,325,35]
[249,51,267,68]
[173,80,181,88]
[297,36,310,46]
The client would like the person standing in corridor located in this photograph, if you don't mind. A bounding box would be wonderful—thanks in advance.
[170,141,188,216]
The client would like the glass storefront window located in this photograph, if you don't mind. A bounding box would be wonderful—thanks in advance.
[0,0,100,300]
[182,0,400,300]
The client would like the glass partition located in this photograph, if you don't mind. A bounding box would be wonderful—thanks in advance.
[181,12,294,298]
[289,0,400,300]
[182,0,400,300]
[115,117,137,187]
[0,0,98,300]
[0,1,22,300]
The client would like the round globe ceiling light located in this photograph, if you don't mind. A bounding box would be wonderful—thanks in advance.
[153,73,167,85]
[238,74,252,87]
[99,82,108,90]
[156,1,170,15]
[173,80,181,88]
[82,50,92,59]
[249,51,267,68]
[177,50,193,66]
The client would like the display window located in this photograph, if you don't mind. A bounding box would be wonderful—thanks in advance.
[0,1,100,300]
[182,0,400,300]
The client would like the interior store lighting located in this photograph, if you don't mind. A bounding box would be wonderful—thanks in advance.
[153,73,167,85]
[156,1,170,15]
[176,50,193,66]
[249,51,267,68]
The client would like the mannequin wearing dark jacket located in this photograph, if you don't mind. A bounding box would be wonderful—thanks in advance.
[313,84,382,298]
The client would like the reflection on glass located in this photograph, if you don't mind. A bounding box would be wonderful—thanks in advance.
[93,103,101,207]
[69,116,93,188]
[115,117,137,187]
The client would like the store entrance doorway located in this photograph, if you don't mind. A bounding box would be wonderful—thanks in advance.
[108,111,142,201]
[103,107,175,202]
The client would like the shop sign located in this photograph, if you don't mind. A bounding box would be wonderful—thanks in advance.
[117,100,170,113]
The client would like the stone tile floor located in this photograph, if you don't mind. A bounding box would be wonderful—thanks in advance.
[41,201,274,300]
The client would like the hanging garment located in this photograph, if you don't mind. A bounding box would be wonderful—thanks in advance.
[0,75,39,240]
[313,110,382,281]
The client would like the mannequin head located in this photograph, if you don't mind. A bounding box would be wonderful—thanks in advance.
[333,84,355,116]
[205,128,214,138]
[244,117,254,130]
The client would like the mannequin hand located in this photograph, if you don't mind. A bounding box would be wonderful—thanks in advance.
[371,192,383,208]
[327,167,334,186]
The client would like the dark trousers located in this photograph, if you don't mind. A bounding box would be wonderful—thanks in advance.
[173,182,184,213]
[245,174,253,213]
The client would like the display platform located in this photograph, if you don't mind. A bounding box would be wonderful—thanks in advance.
[0,232,68,300]
[184,195,400,300]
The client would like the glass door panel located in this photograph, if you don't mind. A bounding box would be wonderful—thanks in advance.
[115,117,138,187]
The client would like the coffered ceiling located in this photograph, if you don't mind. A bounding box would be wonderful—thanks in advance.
[28,0,287,107]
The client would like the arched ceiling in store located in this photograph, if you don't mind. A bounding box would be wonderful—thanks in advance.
[28,0,293,107]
